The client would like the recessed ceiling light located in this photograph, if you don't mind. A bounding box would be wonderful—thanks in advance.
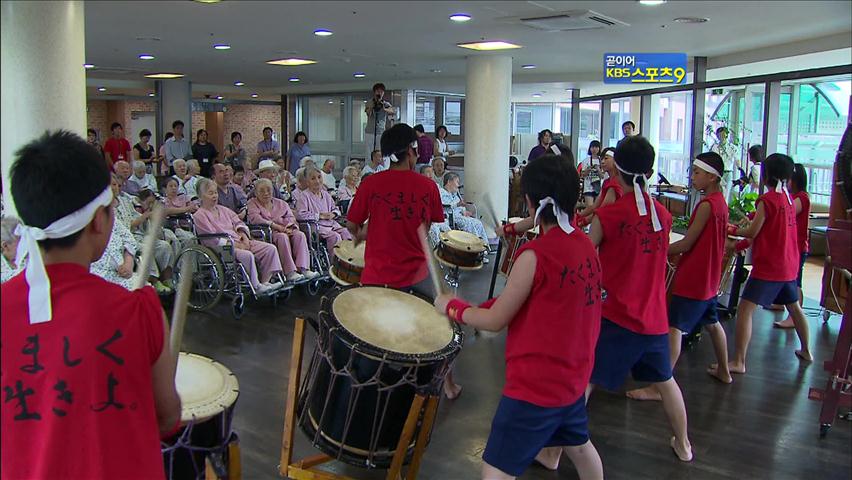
[213,44,231,50]
[328,100,334,104]
[457,41,521,51]
[193,0,221,3]
[83,63,95,69]
[97,87,107,92]
[674,17,709,23]
[267,58,317,66]
[449,13,472,22]
[532,94,542,98]
[250,93,259,98]
[234,81,245,86]
[148,92,156,97]
[216,96,224,100]
[313,29,333,37]
[144,73,185,79]
[353,72,366,78]
[522,64,536,69]
[138,54,155,60]
[429,68,442,73]
[638,0,667,5]
[289,77,300,82]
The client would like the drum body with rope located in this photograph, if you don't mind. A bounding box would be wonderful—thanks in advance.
[162,353,240,480]
[499,218,539,276]
[330,239,366,286]
[298,286,463,469]
[435,230,488,269]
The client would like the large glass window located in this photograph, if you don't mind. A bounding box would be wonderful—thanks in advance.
[649,92,693,185]
[415,95,437,133]
[307,96,345,142]
[352,99,367,144]
[607,98,632,148]
[444,98,463,135]
[704,84,765,183]
[578,101,602,155]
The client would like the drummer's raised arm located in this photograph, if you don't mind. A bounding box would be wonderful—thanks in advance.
[152,311,181,436]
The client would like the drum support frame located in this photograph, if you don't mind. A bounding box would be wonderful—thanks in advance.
[279,317,440,480]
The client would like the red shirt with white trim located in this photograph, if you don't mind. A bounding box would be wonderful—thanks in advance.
[1,263,166,480]
[596,193,673,335]
[751,190,799,281]
[504,227,602,407]
[793,191,810,254]
[672,191,728,301]
[347,169,445,288]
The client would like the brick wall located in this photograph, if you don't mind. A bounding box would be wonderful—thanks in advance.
[124,100,157,138]
[86,100,108,140]
[223,104,282,152]
[191,111,206,134]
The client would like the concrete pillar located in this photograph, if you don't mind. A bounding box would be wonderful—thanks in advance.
[157,79,192,139]
[1,0,86,215]
[464,55,512,229]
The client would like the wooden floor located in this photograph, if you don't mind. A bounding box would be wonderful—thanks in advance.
[176,258,851,480]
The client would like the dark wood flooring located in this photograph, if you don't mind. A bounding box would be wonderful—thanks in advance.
[175,261,851,480]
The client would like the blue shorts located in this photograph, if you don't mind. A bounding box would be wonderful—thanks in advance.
[669,295,719,333]
[590,318,672,391]
[482,395,589,477]
[742,277,798,307]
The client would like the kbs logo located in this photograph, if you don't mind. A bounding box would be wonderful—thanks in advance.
[603,53,687,84]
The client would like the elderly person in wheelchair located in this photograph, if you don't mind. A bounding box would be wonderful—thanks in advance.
[440,172,489,246]
[296,166,352,253]
[90,194,141,290]
[1,217,26,283]
[247,178,318,282]
[192,178,285,295]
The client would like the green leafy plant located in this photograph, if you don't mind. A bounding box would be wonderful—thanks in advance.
[729,192,759,223]
[673,215,690,232]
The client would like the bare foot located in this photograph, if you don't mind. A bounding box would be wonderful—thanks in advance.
[773,318,795,329]
[795,350,813,362]
[534,447,561,470]
[626,386,662,401]
[443,382,463,400]
[706,365,733,384]
[710,361,745,374]
[670,436,694,462]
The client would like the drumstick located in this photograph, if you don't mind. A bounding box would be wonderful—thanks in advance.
[133,203,165,290]
[169,255,195,355]
[417,225,446,296]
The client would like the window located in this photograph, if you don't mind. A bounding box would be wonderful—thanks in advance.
[307,96,344,142]
[444,98,462,135]
[649,92,692,185]
[578,101,601,155]
[705,84,765,182]
[415,96,437,134]
[607,98,632,148]
[352,99,366,143]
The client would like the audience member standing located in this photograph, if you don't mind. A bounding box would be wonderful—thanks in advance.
[527,129,552,162]
[132,129,156,174]
[711,127,739,200]
[103,122,132,171]
[414,124,433,164]
[223,131,247,169]
[616,121,636,148]
[289,131,311,175]
[192,129,219,177]
[364,82,396,160]
[164,120,192,175]
[257,127,281,163]
[433,125,454,158]
[87,128,105,161]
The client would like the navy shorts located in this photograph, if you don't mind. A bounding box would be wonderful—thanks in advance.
[482,395,589,477]
[669,294,719,333]
[742,277,798,307]
[590,318,672,391]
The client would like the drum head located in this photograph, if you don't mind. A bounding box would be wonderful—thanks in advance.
[440,230,487,253]
[333,240,366,268]
[331,287,454,355]
[669,231,685,243]
[175,353,239,423]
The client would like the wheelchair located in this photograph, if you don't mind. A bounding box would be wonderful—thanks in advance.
[294,217,335,296]
[169,213,295,319]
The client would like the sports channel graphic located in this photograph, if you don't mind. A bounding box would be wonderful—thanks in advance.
[603,53,687,84]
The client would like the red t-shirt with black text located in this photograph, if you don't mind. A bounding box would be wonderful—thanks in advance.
[596,193,673,335]
[103,138,131,169]
[793,191,810,254]
[504,227,602,407]
[672,191,728,301]
[600,177,623,202]
[751,190,799,281]
[347,169,445,288]
[1,264,166,480]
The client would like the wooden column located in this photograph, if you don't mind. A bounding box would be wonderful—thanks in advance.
[205,111,225,153]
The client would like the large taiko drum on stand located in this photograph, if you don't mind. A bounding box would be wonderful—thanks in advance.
[162,353,240,480]
[298,286,463,469]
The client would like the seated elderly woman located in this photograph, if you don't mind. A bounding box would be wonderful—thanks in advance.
[128,160,158,193]
[440,172,489,249]
[296,166,352,252]
[336,166,360,204]
[171,158,200,199]
[162,176,198,248]
[90,196,141,290]
[291,166,308,204]
[1,217,25,283]
[247,178,318,282]
[192,177,284,294]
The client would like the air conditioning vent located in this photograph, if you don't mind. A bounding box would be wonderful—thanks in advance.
[518,10,628,31]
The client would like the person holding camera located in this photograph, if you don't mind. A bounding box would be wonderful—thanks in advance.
[364,82,397,161]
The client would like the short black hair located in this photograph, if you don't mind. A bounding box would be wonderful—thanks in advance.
[413,124,425,134]
[231,131,242,141]
[139,129,152,138]
[791,163,808,193]
[137,189,155,202]
[622,120,636,130]
[695,151,724,182]
[172,120,184,129]
[233,165,245,174]
[537,129,552,143]
[196,129,207,141]
[380,123,417,158]
[763,153,794,188]
[521,154,579,224]
[372,83,386,92]
[614,136,655,186]
[110,122,122,131]
[716,126,729,136]
[164,132,174,141]
[87,128,97,137]
[436,125,448,137]
[293,131,307,143]
[263,126,273,134]
[551,143,576,165]
[748,144,764,163]
[587,140,602,156]
[11,130,110,250]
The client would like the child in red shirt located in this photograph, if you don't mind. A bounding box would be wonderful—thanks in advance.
[725,154,811,372]
[1,131,180,479]
[436,155,604,479]
[577,147,622,222]
[627,152,732,402]
[588,136,693,462]
[773,162,811,329]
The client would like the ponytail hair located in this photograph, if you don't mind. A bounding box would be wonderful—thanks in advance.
[520,154,579,224]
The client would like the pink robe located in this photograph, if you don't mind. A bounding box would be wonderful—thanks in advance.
[192,205,282,287]
[296,189,352,251]
[246,197,309,273]
[337,185,357,203]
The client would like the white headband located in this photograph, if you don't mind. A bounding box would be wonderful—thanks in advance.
[15,186,114,324]
[775,180,793,205]
[549,144,561,155]
[614,161,662,232]
[693,159,721,178]
[383,141,418,164]
[534,197,575,235]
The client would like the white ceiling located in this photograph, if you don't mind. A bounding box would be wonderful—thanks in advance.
[83,0,852,98]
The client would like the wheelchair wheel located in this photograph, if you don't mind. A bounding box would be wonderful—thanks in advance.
[175,244,225,312]
[306,279,322,296]
[231,293,245,319]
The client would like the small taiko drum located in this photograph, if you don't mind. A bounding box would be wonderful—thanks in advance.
[499,218,539,276]
[718,235,744,295]
[665,232,685,298]
[162,353,240,480]
[331,240,366,286]
[435,230,488,270]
